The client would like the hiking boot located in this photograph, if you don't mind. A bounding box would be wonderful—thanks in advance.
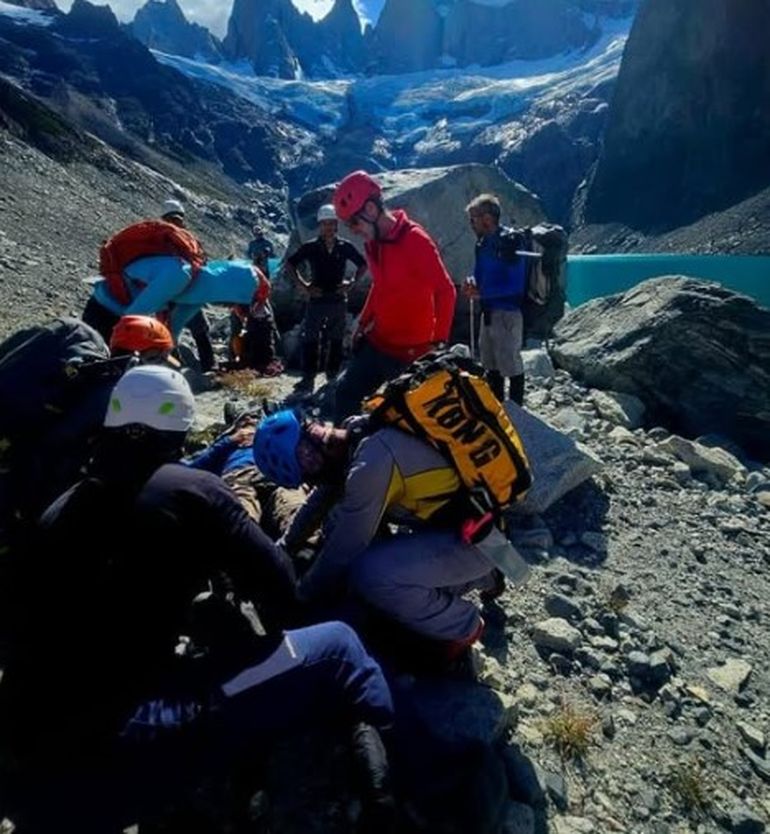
[223,401,240,425]
[480,568,506,604]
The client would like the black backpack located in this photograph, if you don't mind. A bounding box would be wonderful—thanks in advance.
[0,319,130,523]
[497,223,569,340]
[0,318,122,442]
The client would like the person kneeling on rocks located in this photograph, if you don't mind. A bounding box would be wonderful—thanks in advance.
[253,409,508,668]
[0,366,396,833]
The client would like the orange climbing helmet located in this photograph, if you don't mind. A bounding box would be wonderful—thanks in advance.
[333,170,382,222]
[110,315,174,355]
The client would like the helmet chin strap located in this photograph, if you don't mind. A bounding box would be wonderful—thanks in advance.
[368,204,384,241]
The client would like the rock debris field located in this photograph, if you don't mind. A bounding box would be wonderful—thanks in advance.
[202,349,770,834]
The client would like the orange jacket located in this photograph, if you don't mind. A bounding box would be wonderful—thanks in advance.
[360,210,457,361]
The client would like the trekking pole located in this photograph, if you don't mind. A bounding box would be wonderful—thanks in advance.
[469,295,476,360]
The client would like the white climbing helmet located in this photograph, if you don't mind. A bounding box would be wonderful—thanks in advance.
[162,198,185,218]
[316,204,337,223]
[104,365,195,433]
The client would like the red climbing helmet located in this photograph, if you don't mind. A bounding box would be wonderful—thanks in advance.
[333,170,382,222]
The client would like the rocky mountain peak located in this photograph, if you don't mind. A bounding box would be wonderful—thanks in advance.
[132,0,222,62]
[222,0,629,77]
[59,0,121,36]
[368,0,442,74]
[224,0,305,78]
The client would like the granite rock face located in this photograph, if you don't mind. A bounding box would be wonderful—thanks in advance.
[223,0,639,77]
[551,277,770,460]
[582,0,770,231]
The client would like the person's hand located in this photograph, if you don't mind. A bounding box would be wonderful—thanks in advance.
[230,422,256,446]
[351,329,366,354]
[462,276,479,299]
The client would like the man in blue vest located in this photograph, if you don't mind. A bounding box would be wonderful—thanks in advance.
[464,194,526,405]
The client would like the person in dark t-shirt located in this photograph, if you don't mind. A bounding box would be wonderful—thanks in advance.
[286,205,366,393]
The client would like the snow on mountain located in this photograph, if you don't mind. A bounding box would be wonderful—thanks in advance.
[155,15,629,148]
[290,0,335,21]
[0,0,56,25]
[351,0,385,26]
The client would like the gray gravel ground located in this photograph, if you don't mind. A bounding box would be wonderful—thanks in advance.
[188,360,770,833]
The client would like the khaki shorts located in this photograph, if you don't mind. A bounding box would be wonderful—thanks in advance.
[479,308,524,376]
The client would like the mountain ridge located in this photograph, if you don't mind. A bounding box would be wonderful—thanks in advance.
[132,0,640,79]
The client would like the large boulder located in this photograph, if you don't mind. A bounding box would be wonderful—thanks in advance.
[278,164,545,335]
[505,402,603,516]
[551,277,770,460]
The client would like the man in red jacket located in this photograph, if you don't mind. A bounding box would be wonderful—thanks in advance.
[331,170,457,420]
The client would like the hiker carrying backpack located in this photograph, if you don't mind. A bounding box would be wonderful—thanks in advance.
[253,347,532,661]
[99,220,206,307]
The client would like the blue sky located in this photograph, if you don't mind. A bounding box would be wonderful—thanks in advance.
[53,0,385,38]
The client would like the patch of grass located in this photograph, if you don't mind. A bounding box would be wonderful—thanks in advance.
[185,425,223,454]
[668,760,710,815]
[217,370,273,400]
[542,702,598,761]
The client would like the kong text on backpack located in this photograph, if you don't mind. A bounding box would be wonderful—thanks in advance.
[99,220,206,306]
[363,348,531,516]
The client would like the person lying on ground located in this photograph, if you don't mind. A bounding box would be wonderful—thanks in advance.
[186,412,306,537]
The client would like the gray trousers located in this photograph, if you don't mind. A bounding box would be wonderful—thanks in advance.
[479,308,524,376]
[349,530,495,642]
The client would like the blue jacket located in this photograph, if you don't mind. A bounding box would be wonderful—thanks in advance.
[92,257,260,339]
[473,228,527,312]
[186,435,254,476]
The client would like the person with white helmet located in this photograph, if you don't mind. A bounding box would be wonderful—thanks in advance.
[246,223,276,277]
[286,203,367,393]
[158,199,216,372]
[1,365,396,831]
[160,199,185,225]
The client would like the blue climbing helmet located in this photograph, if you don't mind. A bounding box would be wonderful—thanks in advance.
[253,409,303,488]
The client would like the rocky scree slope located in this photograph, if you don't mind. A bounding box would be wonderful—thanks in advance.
[0,102,287,340]
[493,361,770,833]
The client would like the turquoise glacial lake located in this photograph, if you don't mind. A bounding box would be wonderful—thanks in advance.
[566,254,770,309]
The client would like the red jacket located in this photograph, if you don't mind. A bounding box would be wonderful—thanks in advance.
[359,210,457,361]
